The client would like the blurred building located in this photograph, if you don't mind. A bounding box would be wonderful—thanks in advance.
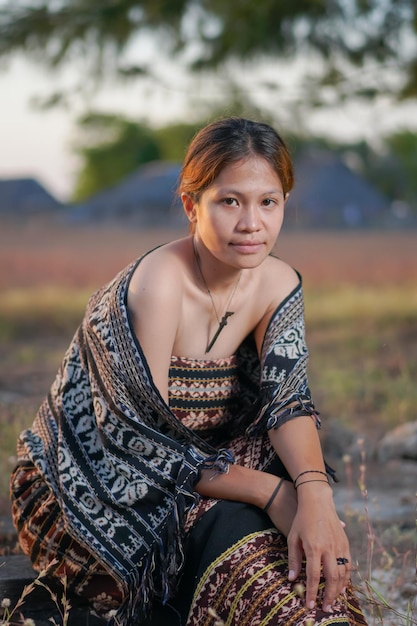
[285,149,390,229]
[67,162,185,227]
[3,151,411,230]
[0,178,62,215]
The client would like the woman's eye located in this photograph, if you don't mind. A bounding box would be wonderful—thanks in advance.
[223,197,237,206]
[262,198,276,207]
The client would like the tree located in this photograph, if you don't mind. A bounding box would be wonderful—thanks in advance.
[153,123,201,162]
[1,0,416,106]
[72,112,160,201]
[377,130,417,207]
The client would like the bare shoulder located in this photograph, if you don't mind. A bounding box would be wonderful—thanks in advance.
[128,239,187,304]
[127,239,187,346]
[261,254,301,304]
[126,239,189,400]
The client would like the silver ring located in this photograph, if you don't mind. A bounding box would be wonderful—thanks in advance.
[336,557,349,565]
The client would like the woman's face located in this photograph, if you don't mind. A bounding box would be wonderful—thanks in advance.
[182,155,287,270]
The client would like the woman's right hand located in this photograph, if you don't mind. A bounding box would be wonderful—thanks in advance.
[286,483,351,612]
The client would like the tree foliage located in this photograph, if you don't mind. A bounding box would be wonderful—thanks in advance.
[72,112,160,201]
[378,130,417,205]
[153,123,200,162]
[1,0,416,101]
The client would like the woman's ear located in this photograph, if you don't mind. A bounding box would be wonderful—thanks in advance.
[181,192,198,225]
[284,191,290,204]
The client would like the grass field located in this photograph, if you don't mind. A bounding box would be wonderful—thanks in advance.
[0,219,416,623]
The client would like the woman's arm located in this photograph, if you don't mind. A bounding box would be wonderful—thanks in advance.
[268,417,351,612]
[197,415,351,612]
[128,252,183,401]
[252,259,351,612]
[195,464,297,537]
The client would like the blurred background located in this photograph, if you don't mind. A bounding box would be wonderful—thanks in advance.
[0,0,417,225]
[0,2,416,620]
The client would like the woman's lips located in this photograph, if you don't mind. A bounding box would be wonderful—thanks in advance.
[231,241,264,254]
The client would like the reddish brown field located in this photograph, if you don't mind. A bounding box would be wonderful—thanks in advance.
[0,219,416,290]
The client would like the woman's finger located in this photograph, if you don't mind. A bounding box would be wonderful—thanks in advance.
[304,550,322,609]
[287,532,303,582]
[321,551,352,611]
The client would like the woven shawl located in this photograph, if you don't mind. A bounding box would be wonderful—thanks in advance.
[17,254,316,624]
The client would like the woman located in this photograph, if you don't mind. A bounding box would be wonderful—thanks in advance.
[11,118,367,625]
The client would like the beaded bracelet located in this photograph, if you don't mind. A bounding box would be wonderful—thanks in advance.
[293,469,327,488]
[263,477,285,512]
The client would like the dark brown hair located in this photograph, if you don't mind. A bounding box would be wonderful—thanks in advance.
[178,117,294,201]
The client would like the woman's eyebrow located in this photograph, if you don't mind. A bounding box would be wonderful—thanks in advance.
[216,187,284,196]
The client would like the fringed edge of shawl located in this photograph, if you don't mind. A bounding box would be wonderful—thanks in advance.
[109,448,235,625]
[245,393,339,485]
[246,392,321,437]
[110,492,190,625]
[201,448,235,475]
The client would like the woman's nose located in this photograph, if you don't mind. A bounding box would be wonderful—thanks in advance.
[237,205,261,231]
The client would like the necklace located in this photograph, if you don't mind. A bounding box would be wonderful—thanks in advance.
[193,239,241,353]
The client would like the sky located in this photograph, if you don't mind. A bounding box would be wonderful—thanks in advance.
[1,54,417,203]
[0,56,193,201]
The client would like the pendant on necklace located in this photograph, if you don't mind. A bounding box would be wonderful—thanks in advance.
[205,311,234,353]
[193,237,240,354]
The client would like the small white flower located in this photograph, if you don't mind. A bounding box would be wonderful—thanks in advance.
[1,598,11,608]
[23,619,36,626]
[294,583,305,599]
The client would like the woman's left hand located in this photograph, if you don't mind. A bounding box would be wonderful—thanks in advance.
[287,482,351,612]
